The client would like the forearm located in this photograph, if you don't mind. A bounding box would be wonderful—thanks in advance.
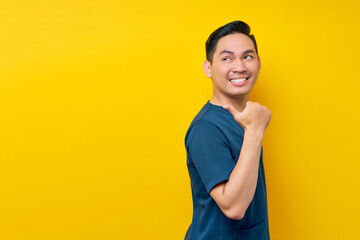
[222,130,263,219]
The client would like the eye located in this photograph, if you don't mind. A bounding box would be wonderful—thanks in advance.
[244,55,253,59]
[223,57,231,61]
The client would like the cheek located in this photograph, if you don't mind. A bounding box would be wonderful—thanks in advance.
[212,64,231,79]
[216,66,230,76]
[250,62,260,71]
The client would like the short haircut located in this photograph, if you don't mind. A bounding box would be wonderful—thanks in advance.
[205,20,258,63]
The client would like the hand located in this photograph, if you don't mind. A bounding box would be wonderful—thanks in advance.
[223,101,272,135]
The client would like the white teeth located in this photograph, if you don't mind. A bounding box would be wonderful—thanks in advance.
[230,78,247,83]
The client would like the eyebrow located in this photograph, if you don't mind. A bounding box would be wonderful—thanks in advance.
[219,49,255,55]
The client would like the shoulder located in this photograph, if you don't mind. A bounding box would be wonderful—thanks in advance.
[188,119,220,138]
[186,102,226,134]
[185,118,229,152]
[185,111,224,145]
[184,101,233,148]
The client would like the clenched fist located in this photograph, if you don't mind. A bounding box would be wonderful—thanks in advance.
[223,101,272,136]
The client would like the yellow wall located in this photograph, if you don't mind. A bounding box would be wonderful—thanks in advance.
[0,0,359,239]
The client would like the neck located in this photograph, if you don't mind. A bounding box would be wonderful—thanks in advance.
[210,93,249,112]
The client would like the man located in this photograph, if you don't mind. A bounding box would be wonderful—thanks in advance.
[184,21,272,240]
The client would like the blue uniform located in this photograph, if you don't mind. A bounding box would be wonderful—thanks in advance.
[185,101,270,240]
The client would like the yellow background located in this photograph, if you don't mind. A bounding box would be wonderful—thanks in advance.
[0,0,359,239]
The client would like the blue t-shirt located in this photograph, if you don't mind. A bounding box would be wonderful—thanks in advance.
[185,100,270,240]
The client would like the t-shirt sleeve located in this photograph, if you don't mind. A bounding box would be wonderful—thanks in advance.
[187,120,236,193]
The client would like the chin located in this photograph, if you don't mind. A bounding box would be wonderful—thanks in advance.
[230,88,252,96]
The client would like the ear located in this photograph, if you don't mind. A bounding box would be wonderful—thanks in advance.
[203,61,212,78]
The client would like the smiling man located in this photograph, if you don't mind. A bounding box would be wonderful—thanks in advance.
[184,21,272,240]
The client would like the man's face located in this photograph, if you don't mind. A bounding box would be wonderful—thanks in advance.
[203,33,261,100]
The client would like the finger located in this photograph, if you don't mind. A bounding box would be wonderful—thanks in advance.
[223,105,238,116]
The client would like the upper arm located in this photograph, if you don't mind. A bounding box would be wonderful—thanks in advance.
[187,120,235,193]
[188,120,245,220]
[210,182,245,220]
[209,181,227,209]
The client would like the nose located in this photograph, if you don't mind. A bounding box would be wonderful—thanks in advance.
[232,59,246,73]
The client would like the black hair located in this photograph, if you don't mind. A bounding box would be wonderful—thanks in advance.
[205,20,258,63]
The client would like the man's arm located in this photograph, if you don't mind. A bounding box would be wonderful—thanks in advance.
[209,101,271,220]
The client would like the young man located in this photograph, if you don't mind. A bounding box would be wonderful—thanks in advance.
[184,21,272,240]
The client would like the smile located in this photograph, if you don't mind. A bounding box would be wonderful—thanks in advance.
[230,77,249,83]
[229,77,250,86]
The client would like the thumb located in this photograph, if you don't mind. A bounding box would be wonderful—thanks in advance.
[223,105,239,117]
